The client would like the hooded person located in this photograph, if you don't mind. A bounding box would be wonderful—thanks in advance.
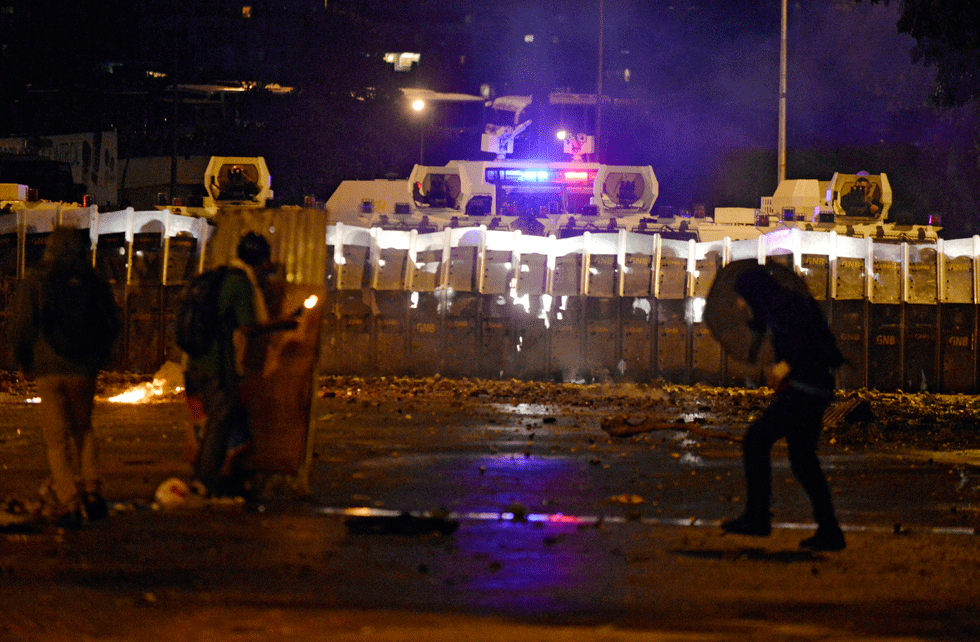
[8,226,120,528]
[712,260,847,552]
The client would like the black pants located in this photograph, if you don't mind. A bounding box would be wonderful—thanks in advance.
[741,386,839,529]
[185,369,250,497]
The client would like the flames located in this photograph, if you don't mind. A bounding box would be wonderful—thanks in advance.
[108,378,183,403]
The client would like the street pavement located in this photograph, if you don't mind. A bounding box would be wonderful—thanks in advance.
[2,382,980,641]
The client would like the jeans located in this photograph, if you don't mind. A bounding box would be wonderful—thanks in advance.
[184,370,251,497]
[36,375,99,512]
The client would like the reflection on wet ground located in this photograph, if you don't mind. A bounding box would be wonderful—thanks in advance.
[314,418,980,538]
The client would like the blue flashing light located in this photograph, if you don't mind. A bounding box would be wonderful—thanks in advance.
[486,167,563,184]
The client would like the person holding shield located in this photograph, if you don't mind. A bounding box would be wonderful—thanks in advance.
[706,260,847,552]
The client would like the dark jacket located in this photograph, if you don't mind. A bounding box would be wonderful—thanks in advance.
[8,227,118,377]
[734,264,844,391]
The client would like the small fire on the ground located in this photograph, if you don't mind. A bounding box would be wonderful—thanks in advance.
[108,379,182,404]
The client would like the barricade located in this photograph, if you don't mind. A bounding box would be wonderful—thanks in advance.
[551,295,584,380]
[511,295,550,380]
[654,239,689,383]
[480,294,512,379]
[409,292,443,377]
[585,297,619,381]
[941,304,977,392]
[8,216,980,393]
[91,209,212,371]
[691,244,723,386]
[620,297,653,381]
[939,239,979,391]
[443,292,480,378]
[374,291,409,376]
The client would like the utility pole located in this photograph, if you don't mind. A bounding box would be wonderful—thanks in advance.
[778,0,787,185]
[595,0,604,163]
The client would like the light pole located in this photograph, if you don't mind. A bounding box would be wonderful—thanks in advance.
[778,0,787,185]
[412,99,426,164]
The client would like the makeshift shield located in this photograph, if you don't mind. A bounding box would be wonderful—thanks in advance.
[703,259,810,366]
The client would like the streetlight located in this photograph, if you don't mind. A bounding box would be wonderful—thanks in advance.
[412,99,426,164]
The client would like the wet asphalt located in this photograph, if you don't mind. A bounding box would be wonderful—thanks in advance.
[2,391,980,640]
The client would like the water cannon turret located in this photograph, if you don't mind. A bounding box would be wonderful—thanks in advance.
[203,157,272,212]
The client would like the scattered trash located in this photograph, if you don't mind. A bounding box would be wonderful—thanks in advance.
[823,399,875,429]
[600,414,743,442]
[607,494,645,505]
[154,477,192,508]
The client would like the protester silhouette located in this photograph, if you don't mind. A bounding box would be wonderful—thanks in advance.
[706,260,847,552]
[8,226,120,528]
[182,232,296,498]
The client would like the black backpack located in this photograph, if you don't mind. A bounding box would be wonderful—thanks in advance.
[175,266,235,357]
[41,266,121,361]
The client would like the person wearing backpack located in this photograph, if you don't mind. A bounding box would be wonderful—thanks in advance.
[715,261,847,552]
[8,226,121,529]
[182,232,294,498]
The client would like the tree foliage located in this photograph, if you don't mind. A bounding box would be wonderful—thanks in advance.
[866,0,980,107]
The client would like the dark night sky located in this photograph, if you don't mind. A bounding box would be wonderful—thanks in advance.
[5,0,978,230]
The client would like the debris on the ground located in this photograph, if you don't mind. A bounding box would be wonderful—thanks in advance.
[823,398,874,429]
[152,477,211,510]
[607,494,645,505]
[600,414,743,442]
[344,512,459,536]
[0,497,38,529]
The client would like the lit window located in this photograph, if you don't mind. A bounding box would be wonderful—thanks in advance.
[524,34,534,43]
[242,6,252,18]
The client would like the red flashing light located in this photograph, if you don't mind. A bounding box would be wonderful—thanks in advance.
[564,171,589,181]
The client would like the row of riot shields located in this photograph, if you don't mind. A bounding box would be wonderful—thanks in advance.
[5,213,980,393]
[318,287,979,392]
[0,208,212,372]
[319,290,725,384]
[320,227,980,392]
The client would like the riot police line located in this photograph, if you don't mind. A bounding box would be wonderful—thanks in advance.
[2,207,979,393]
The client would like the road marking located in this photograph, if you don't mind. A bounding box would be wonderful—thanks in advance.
[318,506,978,536]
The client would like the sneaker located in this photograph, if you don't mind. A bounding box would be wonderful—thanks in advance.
[800,526,846,552]
[83,494,109,521]
[54,510,83,530]
[720,514,772,537]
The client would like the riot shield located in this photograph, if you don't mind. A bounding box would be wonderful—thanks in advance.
[703,259,809,367]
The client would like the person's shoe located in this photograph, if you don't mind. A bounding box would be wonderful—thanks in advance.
[720,513,772,537]
[54,509,83,530]
[83,494,109,521]
[800,526,846,552]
